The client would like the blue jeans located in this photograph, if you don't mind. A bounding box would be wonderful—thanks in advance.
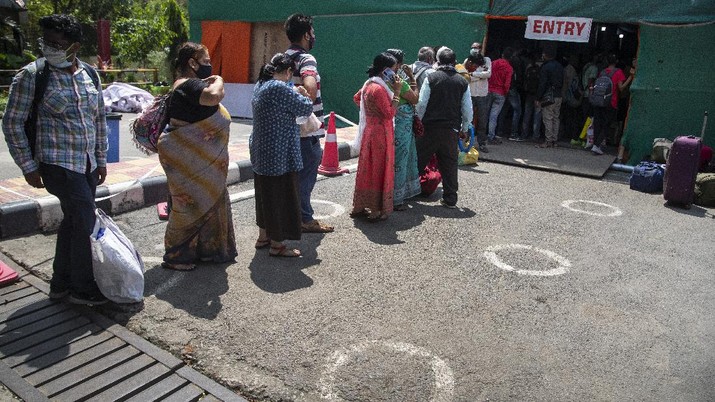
[298,136,323,223]
[507,89,522,137]
[487,93,505,140]
[40,162,100,296]
[522,94,542,140]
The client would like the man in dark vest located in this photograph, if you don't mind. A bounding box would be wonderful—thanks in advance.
[415,47,472,208]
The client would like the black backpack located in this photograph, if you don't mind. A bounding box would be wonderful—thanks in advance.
[25,58,101,157]
[588,69,616,108]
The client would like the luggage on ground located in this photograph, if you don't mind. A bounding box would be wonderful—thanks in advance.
[630,162,665,193]
[694,173,715,207]
[664,136,703,208]
[664,112,709,208]
[651,138,673,164]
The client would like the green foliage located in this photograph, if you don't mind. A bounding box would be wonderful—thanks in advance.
[0,90,8,114]
[0,50,35,70]
[20,0,189,77]
[112,17,169,65]
[111,0,189,67]
[146,50,173,83]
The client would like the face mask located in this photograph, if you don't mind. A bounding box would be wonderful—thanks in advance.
[42,43,74,68]
[193,62,212,79]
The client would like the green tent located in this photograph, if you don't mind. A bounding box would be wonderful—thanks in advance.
[488,1,715,164]
[188,0,715,164]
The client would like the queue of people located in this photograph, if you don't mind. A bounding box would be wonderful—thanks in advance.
[2,11,638,307]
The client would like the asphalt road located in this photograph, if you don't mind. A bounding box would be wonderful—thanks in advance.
[1,159,714,401]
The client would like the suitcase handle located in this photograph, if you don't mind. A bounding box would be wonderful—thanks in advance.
[701,111,708,140]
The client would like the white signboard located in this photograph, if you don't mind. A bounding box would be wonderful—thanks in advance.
[525,16,592,43]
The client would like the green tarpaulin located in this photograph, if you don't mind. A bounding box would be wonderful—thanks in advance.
[621,22,715,163]
[188,1,489,23]
[189,0,715,164]
[490,1,715,24]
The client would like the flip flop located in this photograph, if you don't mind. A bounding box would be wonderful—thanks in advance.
[366,213,388,222]
[393,204,408,211]
[255,238,271,249]
[301,220,334,233]
[269,244,301,258]
[349,209,368,218]
[161,262,196,271]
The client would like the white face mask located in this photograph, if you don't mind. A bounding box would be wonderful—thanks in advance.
[41,43,74,68]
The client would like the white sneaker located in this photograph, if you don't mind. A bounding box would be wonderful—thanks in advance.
[591,145,604,155]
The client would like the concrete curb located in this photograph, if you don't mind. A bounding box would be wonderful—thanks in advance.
[0,142,354,239]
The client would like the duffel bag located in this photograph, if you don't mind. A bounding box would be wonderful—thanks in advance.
[694,173,715,207]
[630,161,665,193]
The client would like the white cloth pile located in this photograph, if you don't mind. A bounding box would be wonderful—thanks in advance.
[103,82,155,113]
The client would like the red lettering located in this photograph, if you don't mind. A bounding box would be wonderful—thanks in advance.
[565,21,575,36]
[533,19,543,34]
[543,20,554,34]
[555,20,565,34]
[576,22,587,36]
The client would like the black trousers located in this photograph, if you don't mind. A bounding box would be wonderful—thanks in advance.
[40,162,100,296]
[416,126,459,205]
[593,106,616,148]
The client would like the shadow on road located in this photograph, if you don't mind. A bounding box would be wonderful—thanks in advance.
[143,262,230,319]
[248,233,325,293]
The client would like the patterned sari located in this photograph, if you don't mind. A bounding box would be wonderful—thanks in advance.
[394,104,421,205]
[157,105,237,264]
[351,80,395,217]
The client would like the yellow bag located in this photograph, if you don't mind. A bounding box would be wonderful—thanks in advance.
[579,117,592,140]
[458,147,479,165]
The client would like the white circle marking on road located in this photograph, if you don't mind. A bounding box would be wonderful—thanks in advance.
[319,340,454,401]
[312,199,346,220]
[484,244,571,277]
[561,200,623,217]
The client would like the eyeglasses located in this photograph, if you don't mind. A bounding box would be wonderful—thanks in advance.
[38,38,70,52]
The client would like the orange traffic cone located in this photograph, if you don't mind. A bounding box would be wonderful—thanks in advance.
[318,111,349,176]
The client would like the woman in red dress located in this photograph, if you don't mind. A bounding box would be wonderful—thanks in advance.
[350,52,403,221]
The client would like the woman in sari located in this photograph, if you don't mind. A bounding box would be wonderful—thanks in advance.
[250,53,314,257]
[350,52,403,221]
[158,42,237,271]
[386,48,421,210]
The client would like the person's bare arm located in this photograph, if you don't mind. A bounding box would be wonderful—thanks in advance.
[199,75,225,106]
[302,75,318,101]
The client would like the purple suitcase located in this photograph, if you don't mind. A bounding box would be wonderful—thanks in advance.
[663,135,702,208]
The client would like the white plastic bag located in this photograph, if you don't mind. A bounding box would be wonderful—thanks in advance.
[298,112,321,136]
[90,209,145,303]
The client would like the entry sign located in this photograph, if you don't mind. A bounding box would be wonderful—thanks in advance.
[525,16,592,43]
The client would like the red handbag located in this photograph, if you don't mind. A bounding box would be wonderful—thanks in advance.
[420,155,441,196]
[412,113,424,137]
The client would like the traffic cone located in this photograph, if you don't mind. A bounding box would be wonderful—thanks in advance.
[318,111,349,176]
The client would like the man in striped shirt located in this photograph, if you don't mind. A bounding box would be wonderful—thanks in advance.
[284,13,334,233]
[2,14,108,305]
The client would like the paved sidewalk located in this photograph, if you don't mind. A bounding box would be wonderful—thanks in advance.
[0,121,358,239]
[0,255,246,401]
